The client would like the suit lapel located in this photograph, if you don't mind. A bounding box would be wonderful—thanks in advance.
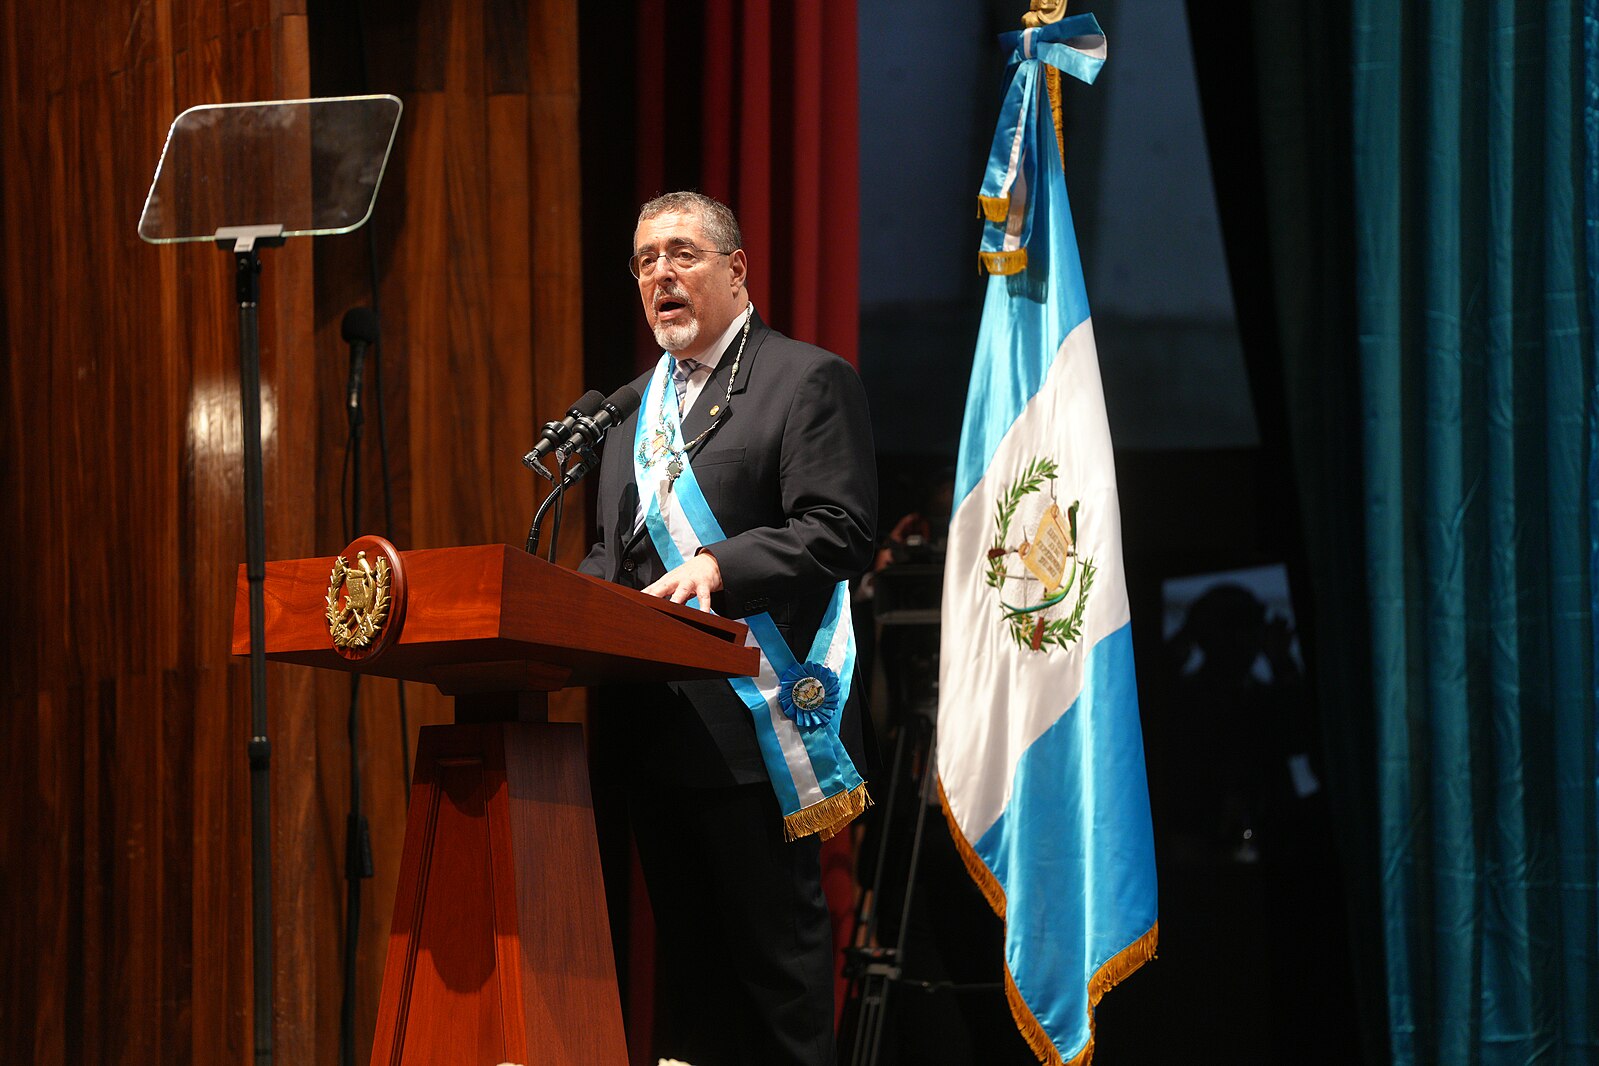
[679,307,770,442]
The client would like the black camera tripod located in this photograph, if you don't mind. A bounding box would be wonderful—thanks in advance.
[840,564,1008,1066]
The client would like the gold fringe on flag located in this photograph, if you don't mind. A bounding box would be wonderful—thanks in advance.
[980,248,1029,276]
[937,775,1008,919]
[783,781,872,842]
[980,194,1012,222]
[1022,925,1160,1066]
[938,774,1159,1066]
[1045,65,1067,169]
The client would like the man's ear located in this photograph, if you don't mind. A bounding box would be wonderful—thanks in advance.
[727,248,748,292]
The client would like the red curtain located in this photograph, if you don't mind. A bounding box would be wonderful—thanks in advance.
[636,0,860,367]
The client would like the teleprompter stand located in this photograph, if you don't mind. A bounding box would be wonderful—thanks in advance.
[140,94,403,1066]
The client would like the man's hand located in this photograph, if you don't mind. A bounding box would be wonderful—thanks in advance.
[642,550,723,609]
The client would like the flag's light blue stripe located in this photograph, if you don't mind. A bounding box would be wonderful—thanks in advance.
[1036,39,1107,86]
[956,58,1093,511]
[972,624,1157,1062]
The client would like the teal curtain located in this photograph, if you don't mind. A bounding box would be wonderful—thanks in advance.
[1352,2,1597,1062]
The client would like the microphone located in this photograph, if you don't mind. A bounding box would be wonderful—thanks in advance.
[523,390,606,474]
[524,385,641,556]
[341,307,380,418]
[556,385,641,475]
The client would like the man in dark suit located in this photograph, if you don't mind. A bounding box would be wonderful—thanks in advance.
[579,191,876,1066]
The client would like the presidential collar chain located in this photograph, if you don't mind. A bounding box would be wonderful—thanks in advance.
[638,305,752,487]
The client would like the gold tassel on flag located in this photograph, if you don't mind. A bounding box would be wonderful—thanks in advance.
[980,248,1029,276]
[980,194,1012,222]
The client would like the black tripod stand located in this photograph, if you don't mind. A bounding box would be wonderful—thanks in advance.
[840,563,1010,1066]
[844,702,941,1065]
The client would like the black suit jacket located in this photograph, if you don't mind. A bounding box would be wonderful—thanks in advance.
[580,310,877,786]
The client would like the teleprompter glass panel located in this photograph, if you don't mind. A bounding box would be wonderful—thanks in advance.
[138,94,402,244]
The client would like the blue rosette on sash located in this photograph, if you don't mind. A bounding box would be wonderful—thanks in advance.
[632,354,870,841]
[778,661,841,730]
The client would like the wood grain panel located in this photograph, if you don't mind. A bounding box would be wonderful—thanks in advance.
[305,0,591,1061]
[526,0,588,731]
[1,1,303,1064]
[1,1,588,1062]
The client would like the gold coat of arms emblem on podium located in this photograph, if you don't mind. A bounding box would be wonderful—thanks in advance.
[325,549,391,649]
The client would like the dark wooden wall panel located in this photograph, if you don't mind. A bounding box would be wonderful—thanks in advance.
[304,0,589,1056]
[2,0,586,1063]
[0,0,316,1049]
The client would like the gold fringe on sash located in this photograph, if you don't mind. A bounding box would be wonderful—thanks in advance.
[937,774,1159,1066]
[783,781,872,842]
[979,193,1012,222]
[980,248,1029,276]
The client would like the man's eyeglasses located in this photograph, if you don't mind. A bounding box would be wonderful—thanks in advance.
[629,244,731,280]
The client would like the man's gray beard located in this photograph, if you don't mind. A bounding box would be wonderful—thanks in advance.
[653,316,700,352]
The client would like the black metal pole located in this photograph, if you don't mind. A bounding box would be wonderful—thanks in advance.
[847,716,914,1065]
[866,725,939,1065]
[340,354,373,1066]
[234,247,275,1066]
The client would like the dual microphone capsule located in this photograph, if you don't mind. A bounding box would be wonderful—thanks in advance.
[523,384,641,483]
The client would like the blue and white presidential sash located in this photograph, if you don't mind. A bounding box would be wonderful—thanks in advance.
[633,354,870,841]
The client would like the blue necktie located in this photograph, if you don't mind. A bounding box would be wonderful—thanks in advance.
[672,358,702,415]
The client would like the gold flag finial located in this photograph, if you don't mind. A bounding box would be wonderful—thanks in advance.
[1022,0,1068,27]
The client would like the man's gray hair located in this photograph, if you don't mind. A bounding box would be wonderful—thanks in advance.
[637,191,743,253]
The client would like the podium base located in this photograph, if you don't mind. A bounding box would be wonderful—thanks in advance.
[368,717,626,1066]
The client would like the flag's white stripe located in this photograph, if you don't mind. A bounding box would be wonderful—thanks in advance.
[936,316,1130,842]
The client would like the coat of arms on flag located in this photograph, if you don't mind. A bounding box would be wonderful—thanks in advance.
[936,13,1159,1066]
[985,456,1095,653]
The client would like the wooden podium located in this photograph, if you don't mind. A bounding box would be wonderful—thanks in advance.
[232,542,758,1066]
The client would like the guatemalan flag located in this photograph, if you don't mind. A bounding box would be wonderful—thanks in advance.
[936,16,1158,1065]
